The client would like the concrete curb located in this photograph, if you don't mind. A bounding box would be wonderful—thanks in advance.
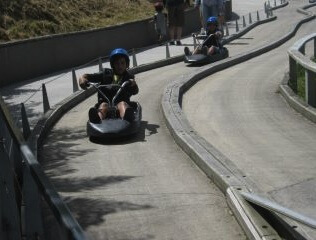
[30,14,278,152]
[279,73,316,124]
[161,3,315,240]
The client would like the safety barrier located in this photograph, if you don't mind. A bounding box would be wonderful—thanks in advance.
[0,97,88,240]
[288,33,316,108]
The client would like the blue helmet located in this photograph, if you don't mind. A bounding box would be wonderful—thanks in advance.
[207,16,218,25]
[110,48,130,68]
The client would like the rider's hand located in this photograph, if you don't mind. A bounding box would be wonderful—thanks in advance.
[129,79,136,86]
[215,31,222,38]
[79,75,89,90]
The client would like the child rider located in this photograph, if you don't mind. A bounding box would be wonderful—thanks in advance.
[79,48,139,123]
[184,16,223,56]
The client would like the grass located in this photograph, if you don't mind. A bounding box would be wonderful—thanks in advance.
[0,0,158,42]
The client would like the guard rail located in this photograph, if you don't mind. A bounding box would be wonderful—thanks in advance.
[288,32,316,108]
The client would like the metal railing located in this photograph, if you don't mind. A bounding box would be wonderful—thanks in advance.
[0,97,88,240]
[288,33,316,108]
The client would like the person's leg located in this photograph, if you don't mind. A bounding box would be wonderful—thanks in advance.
[175,4,184,45]
[89,102,108,123]
[117,101,134,121]
[117,101,127,118]
[167,6,176,44]
[193,45,202,54]
[184,46,191,55]
[176,26,182,45]
[208,46,215,55]
[98,102,108,119]
[201,4,209,28]
[211,5,219,18]
[169,25,175,44]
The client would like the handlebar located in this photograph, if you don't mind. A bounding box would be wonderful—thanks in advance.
[87,80,132,106]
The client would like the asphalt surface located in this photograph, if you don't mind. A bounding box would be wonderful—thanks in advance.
[1,0,316,239]
[183,1,316,238]
[36,2,270,240]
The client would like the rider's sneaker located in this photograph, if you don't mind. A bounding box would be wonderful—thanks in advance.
[124,107,135,122]
[184,47,191,56]
[89,107,101,124]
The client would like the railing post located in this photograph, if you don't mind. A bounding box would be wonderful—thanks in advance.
[288,57,298,93]
[21,103,31,140]
[242,15,246,27]
[225,22,229,36]
[257,10,260,21]
[42,83,50,113]
[235,19,239,32]
[98,57,103,72]
[307,70,316,107]
[166,43,170,58]
[193,34,197,48]
[132,48,137,67]
[249,13,252,24]
[72,69,79,93]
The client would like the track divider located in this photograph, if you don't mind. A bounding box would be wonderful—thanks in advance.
[161,3,315,240]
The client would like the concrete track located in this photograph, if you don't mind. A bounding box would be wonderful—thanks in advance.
[36,0,316,239]
[183,1,316,238]
[39,63,246,239]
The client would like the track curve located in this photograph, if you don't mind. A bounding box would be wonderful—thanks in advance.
[39,63,246,239]
[183,1,316,238]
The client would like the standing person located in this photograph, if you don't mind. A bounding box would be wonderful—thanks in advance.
[195,0,206,32]
[153,1,168,44]
[163,0,190,45]
[79,48,139,123]
[194,0,224,31]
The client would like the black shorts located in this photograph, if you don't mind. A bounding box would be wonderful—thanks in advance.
[167,4,185,27]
